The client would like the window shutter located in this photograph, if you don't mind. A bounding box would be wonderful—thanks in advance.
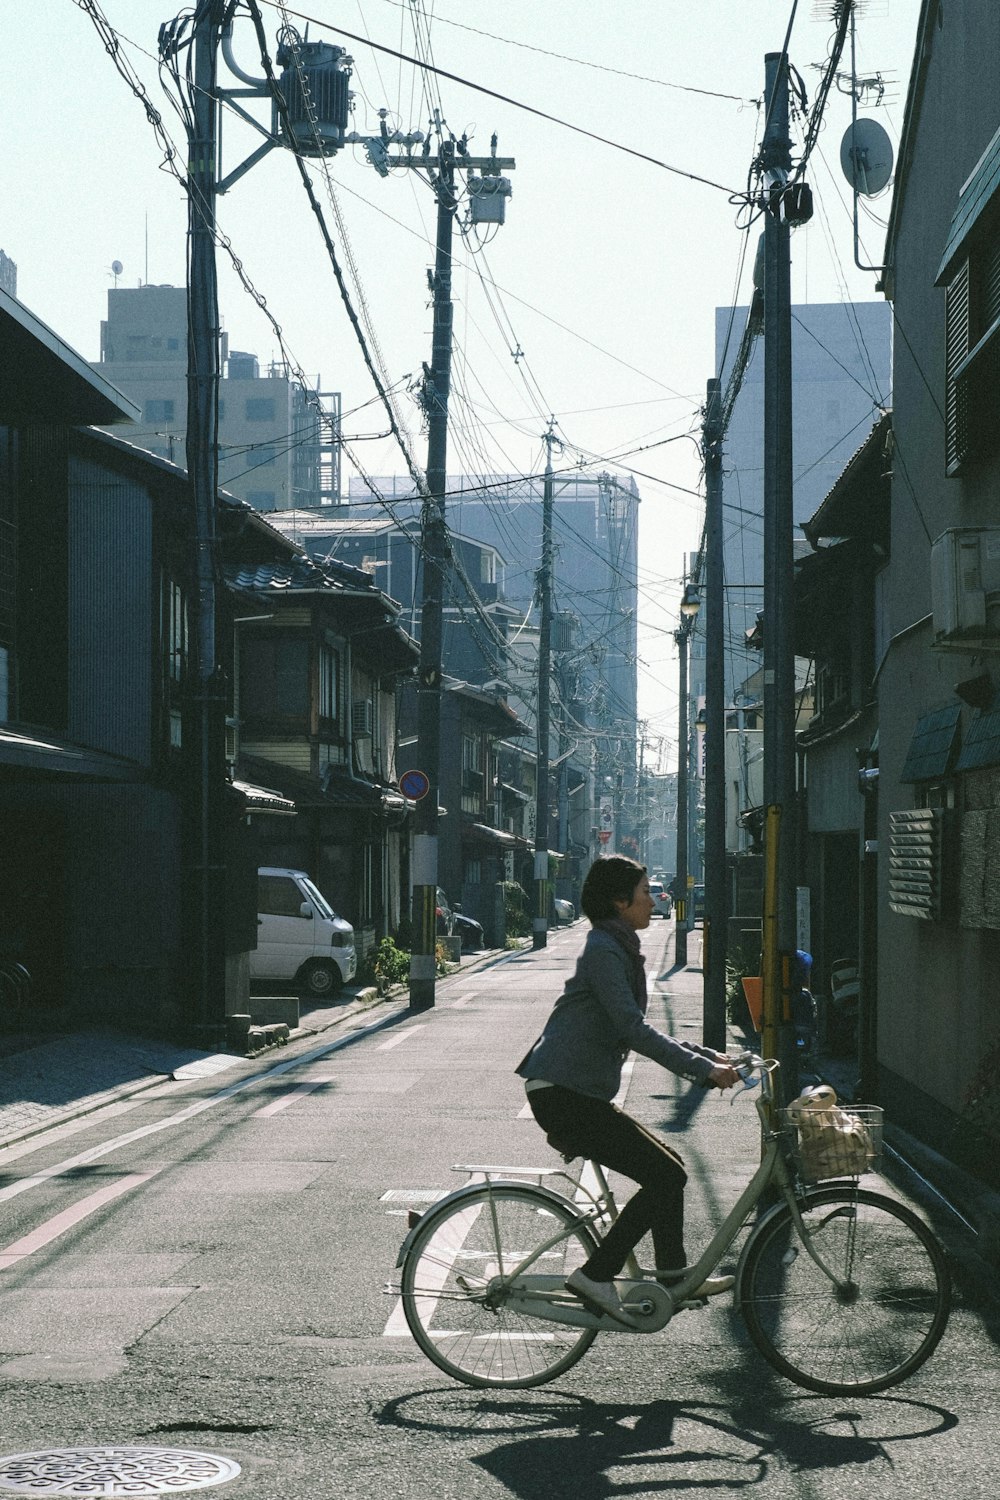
[946,260,972,473]
[983,239,1000,329]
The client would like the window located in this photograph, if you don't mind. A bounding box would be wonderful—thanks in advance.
[162,576,187,685]
[144,399,175,425]
[258,874,306,917]
[319,643,340,724]
[246,397,276,422]
[241,637,308,718]
[462,733,483,776]
[938,127,1000,473]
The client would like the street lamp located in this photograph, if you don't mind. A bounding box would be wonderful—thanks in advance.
[674,582,700,967]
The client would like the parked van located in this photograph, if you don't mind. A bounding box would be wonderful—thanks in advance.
[252,867,356,999]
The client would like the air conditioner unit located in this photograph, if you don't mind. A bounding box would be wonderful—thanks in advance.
[352,699,374,738]
[931,527,1000,645]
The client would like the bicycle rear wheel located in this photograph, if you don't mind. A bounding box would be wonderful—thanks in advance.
[739,1185,951,1395]
[401,1183,599,1388]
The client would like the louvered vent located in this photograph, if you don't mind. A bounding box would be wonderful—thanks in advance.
[889,809,947,921]
[352,699,374,737]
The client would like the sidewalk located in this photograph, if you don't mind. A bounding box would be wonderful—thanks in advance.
[0,939,518,1155]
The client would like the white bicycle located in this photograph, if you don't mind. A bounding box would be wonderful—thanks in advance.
[395,1057,951,1392]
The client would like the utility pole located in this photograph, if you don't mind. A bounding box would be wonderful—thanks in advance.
[533,423,557,950]
[760,49,800,1083]
[184,0,227,1042]
[409,142,457,1011]
[703,377,727,1049]
[405,134,515,1010]
[673,581,699,966]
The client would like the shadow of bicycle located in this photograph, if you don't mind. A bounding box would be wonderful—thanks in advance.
[377,1381,958,1498]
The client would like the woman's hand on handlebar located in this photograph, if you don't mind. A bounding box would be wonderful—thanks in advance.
[707,1062,741,1090]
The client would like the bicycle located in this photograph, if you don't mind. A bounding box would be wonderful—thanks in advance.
[394,1055,951,1394]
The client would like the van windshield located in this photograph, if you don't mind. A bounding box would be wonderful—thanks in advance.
[300,877,337,921]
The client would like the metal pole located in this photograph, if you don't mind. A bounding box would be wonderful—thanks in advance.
[409,142,456,1012]
[761,50,798,1088]
[703,378,728,1049]
[674,615,691,967]
[184,0,227,1041]
[533,426,556,949]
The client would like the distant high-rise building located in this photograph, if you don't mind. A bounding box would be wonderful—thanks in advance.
[716,300,892,705]
[0,251,17,298]
[92,284,341,508]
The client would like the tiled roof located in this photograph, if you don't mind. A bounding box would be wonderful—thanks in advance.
[223,553,375,595]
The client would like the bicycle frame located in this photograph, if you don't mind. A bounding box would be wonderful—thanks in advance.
[453,1075,856,1334]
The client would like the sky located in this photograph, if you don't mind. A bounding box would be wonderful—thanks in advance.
[0,0,921,765]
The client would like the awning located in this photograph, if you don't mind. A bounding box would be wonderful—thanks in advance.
[900,704,962,782]
[955,705,1000,772]
[231,778,296,815]
[936,123,1000,285]
[0,726,144,781]
[0,287,139,427]
[466,822,517,847]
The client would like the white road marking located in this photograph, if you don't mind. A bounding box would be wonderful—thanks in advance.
[0,1171,160,1271]
[377,1025,428,1052]
[252,1076,334,1117]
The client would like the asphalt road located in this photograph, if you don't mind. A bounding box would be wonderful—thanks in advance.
[0,920,995,1499]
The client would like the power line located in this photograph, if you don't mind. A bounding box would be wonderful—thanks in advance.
[256,1,747,197]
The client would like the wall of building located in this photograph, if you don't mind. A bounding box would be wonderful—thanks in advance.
[879,0,1000,1141]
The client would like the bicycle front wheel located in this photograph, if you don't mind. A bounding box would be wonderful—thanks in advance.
[740,1186,951,1395]
[401,1183,599,1388]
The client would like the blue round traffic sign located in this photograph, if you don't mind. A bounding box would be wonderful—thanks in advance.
[399,768,430,800]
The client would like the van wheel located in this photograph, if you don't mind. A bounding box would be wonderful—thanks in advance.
[300,960,342,999]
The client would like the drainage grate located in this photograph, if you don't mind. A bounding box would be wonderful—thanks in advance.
[0,1448,241,1494]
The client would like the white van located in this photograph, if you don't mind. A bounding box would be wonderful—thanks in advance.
[252,867,356,999]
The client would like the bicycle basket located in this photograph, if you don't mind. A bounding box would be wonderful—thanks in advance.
[781,1104,883,1182]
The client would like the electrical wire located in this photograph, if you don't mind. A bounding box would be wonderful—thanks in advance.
[255,0,748,197]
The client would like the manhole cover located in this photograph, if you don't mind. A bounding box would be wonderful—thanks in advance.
[0,1447,241,1494]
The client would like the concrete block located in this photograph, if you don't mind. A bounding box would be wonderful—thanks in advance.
[249,997,300,1030]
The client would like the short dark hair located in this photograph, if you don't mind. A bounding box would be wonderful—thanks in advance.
[581,856,647,921]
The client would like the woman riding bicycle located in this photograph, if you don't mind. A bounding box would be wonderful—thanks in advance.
[516,855,739,1324]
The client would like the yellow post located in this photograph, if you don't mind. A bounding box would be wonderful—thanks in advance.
[761,804,781,1130]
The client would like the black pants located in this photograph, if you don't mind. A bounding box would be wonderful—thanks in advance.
[528,1084,687,1278]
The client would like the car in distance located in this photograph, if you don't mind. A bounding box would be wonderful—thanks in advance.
[648,880,673,918]
[253,867,356,999]
[453,910,485,952]
[553,897,576,924]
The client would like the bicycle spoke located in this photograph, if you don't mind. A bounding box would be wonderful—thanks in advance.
[401,1184,598,1388]
[740,1187,950,1395]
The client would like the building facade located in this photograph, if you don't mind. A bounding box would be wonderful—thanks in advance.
[93,284,341,510]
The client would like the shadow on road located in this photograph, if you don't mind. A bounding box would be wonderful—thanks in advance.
[378,1385,958,1498]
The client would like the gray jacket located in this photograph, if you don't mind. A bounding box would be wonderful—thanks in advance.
[516,927,718,1101]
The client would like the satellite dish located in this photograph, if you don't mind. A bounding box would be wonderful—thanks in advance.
[111,259,123,276]
[840,119,894,196]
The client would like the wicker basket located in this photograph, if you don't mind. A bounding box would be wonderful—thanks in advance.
[781,1104,883,1182]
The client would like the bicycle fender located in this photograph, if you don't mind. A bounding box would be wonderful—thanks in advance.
[395,1178,587,1267]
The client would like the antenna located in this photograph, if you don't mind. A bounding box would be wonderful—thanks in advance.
[840,3,894,277]
[109,259,124,288]
[840,117,894,195]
